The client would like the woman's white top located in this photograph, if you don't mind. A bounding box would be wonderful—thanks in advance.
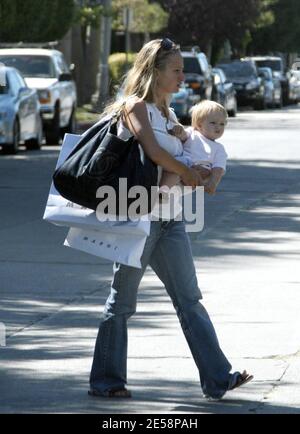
[117,102,183,183]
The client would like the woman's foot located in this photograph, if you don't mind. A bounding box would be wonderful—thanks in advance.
[203,370,253,401]
[228,370,254,391]
[88,387,132,398]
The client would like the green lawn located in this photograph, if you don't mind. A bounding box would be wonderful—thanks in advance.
[76,105,101,124]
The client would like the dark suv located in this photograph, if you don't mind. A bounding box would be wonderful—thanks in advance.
[182,49,213,100]
[216,60,265,110]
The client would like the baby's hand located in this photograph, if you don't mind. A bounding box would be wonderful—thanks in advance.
[204,180,217,195]
[168,124,188,142]
[191,164,211,179]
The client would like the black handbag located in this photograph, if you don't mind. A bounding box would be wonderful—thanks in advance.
[53,114,158,217]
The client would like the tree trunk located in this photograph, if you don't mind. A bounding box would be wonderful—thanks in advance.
[86,26,101,104]
[71,24,85,106]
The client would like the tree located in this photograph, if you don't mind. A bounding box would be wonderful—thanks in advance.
[154,0,265,61]
[250,0,300,54]
[112,0,168,42]
[0,0,76,43]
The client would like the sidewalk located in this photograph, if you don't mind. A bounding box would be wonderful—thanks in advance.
[1,112,300,413]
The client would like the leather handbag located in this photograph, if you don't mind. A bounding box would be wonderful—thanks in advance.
[53,115,158,217]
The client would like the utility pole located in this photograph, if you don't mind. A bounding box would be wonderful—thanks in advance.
[94,0,112,111]
[124,7,132,72]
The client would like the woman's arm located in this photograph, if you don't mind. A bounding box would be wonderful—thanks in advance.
[123,99,202,188]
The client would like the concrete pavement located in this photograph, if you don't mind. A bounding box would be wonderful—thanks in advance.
[0,106,300,413]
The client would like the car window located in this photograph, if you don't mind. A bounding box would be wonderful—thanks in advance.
[15,70,27,87]
[198,57,207,73]
[7,70,24,95]
[255,60,282,72]
[218,69,226,83]
[0,72,9,94]
[54,54,69,74]
[264,69,272,80]
[0,55,56,78]
[183,57,203,75]
[217,62,256,79]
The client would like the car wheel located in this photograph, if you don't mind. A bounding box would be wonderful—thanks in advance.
[68,108,77,133]
[3,120,20,154]
[254,98,265,111]
[282,89,290,106]
[228,98,237,117]
[45,105,61,145]
[26,115,43,150]
[275,95,283,109]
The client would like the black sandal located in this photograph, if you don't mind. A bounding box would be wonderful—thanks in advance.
[229,370,254,391]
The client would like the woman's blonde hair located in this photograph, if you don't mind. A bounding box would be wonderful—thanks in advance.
[103,39,181,118]
[191,100,228,128]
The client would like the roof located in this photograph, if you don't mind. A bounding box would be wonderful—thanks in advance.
[244,56,282,61]
[0,48,61,56]
[181,51,198,57]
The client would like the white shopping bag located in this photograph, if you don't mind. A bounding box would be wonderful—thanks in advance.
[64,226,148,268]
[43,133,151,268]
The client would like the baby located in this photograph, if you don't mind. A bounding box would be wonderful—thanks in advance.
[160,100,228,196]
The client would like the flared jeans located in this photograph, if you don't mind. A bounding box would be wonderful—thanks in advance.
[90,219,233,399]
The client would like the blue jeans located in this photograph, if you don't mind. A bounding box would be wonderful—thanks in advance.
[89,219,233,399]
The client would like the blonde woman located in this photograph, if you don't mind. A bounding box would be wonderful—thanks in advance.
[89,39,253,400]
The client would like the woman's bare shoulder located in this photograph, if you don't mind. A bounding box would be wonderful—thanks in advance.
[124,97,147,113]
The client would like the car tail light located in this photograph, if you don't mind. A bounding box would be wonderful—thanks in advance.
[38,90,51,104]
[190,82,201,89]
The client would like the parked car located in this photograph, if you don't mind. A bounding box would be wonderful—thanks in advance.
[244,56,290,105]
[0,48,77,144]
[182,49,213,100]
[216,60,265,110]
[257,67,282,108]
[170,84,200,123]
[211,68,237,117]
[0,65,43,154]
[288,69,300,104]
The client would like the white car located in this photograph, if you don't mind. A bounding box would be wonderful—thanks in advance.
[289,69,300,104]
[0,48,77,144]
[0,66,43,153]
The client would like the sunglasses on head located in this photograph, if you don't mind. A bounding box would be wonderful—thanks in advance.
[160,38,176,51]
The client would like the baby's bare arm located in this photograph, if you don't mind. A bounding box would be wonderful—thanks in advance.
[204,167,225,195]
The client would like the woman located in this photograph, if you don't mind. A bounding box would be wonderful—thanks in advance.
[88,39,253,400]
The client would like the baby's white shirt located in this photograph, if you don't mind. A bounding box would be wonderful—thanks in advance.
[180,127,228,171]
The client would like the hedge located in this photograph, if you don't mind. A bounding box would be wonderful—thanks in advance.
[108,52,137,93]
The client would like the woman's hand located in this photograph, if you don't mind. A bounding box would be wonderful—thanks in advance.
[180,166,204,188]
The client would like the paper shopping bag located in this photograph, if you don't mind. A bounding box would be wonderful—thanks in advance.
[43,133,151,267]
[64,226,148,268]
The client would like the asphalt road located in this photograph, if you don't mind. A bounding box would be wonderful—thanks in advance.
[0,105,300,414]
